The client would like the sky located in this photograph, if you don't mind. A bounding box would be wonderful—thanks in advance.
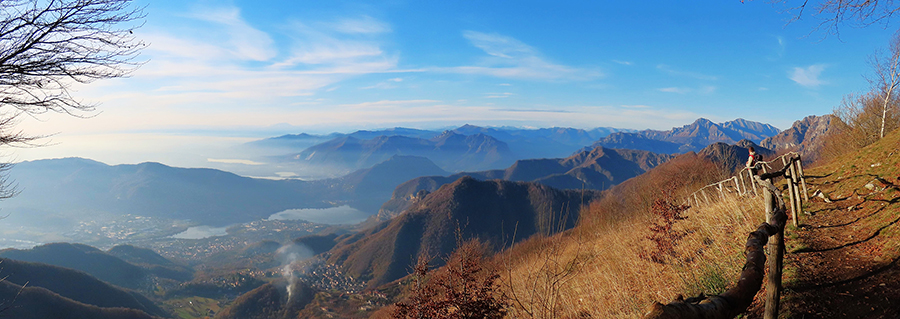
[8,0,899,168]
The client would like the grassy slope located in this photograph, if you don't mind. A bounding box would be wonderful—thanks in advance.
[764,128,900,318]
[495,152,768,318]
[495,129,900,319]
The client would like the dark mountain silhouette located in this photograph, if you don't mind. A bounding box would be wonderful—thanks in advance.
[107,245,194,282]
[0,280,158,319]
[593,118,780,154]
[5,155,447,232]
[760,114,835,163]
[0,243,151,291]
[292,132,515,172]
[293,233,341,255]
[0,257,168,317]
[214,281,316,319]
[108,244,179,268]
[377,146,672,219]
[4,158,330,226]
[328,177,602,288]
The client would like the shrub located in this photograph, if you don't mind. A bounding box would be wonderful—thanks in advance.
[392,240,508,319]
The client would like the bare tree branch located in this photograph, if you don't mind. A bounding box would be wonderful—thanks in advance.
[0,0,144,230]
[0,0,145,124]
[759,0,900,37]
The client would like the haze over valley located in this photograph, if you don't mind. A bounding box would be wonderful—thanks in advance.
[0,0,897,318]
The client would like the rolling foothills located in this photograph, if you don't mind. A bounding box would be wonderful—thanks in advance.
[0,116,842,318]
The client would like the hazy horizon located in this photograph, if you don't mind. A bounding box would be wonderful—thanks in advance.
[7,0,892,172]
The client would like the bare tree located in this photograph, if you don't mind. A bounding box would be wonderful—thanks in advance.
[869,28,900,139]
[750,0,900,36]
[0,0,144,197]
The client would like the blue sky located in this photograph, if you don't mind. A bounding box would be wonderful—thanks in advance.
[10,0,898,166]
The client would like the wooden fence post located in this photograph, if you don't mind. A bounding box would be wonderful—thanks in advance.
[739,171,748,195]
[702,189,710,205]
[797,155,809,202]
[718,183,725,200]
[792,161,803,219]
[733,176,742,196]
[785,167,799,228]
[749,170,758,196]
[761,176,785,319]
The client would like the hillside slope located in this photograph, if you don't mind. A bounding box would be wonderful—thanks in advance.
[0,280,158,319]
[0,257,168,317]
[377,146,671,219]
[764,128,900,318]
[328,177,601,288]
[0,243,152,290]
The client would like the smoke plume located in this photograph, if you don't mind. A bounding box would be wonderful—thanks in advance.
[276,243,313,301]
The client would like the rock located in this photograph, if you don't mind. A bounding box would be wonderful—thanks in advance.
[812,189,832,203]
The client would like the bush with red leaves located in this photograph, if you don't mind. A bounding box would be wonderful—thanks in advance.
[392,240,508,319]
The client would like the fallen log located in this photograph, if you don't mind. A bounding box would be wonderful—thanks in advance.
[641,208,788,319]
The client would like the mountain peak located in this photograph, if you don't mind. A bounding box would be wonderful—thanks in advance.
[691,118,715,126]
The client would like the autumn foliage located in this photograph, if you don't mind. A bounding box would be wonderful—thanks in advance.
[392,240,508,319]
[640,192,691,264]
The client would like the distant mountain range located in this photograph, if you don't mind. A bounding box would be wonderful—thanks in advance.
[3,158,327,227]
[593,118,780,154]
[377,145,672,219]
[3,155,448,232]
[291,131,513,172]
[327,177,602,288]
[246,124,632,176]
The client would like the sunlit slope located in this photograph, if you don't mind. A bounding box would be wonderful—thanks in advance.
[328,177,602,288]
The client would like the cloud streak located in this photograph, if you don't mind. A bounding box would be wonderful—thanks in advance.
[434,31,600,81]
[658,86,716,94]
[657,64,718,81]
[789,64,827,88]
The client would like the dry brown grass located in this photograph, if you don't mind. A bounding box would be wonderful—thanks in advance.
[498,179,766,318]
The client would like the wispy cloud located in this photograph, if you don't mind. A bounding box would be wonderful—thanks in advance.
[361,77,403,89]
[485,92,514,98]
[657,64,718,81]
[339,100,441,107]
[188,6,277,61]
[613,60,633,65]
[789,64,827,88]
[331,16,391,34]
[435,31,600,81]
[120,8,412,107]
[659,87,690,94]
[658,85,716,94]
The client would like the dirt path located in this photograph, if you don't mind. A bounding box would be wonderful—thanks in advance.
[749,173,900,318]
